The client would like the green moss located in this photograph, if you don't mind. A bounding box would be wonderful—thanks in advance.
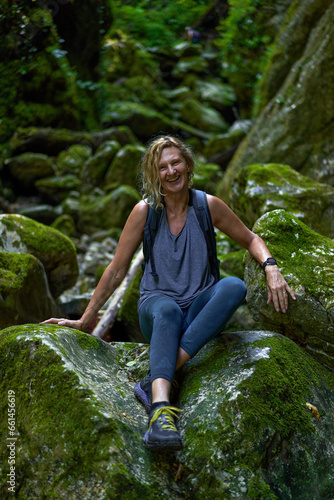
[118,267,142,326]
[248,475,278,500]
[73,330,100,350]
[253,210,334,299]
[219,250,246,279]
[237,337,320,441]
[0,328,120,495]
[240,163,316,188]
[0,214,76,257]
[0,326,164,498]
[0,252,37,291]
[177,331,334,497]
[231,163,334,235]
[95,264,108,283]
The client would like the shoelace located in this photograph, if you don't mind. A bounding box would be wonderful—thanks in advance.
[149,406,182,432]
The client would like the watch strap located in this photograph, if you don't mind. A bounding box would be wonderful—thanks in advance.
[262,257,277,271]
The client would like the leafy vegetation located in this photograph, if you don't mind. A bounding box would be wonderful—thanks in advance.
[214,0,275,116]
[108,0,208,47]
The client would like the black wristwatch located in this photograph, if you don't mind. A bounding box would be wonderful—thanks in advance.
[262,257,277,271]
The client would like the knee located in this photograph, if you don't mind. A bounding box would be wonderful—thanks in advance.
[156,301,182,323]
[220,277,247,301]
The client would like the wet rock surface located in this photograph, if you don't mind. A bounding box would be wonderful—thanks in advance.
[244,209,334,370]
[1,325,333,499]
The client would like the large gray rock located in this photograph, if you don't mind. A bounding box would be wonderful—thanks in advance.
[244,209,334,370]
[1,325,333,499]
[220,2,334,201]
[230,163,334,237]
[0,214,78,298]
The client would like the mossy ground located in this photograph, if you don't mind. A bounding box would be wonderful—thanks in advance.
[0,327,120,498]
[177,331,334,498]
[252,210,334,300]
[0,325,187,499]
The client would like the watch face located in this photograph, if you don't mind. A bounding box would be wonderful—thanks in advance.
[267,258,277,264]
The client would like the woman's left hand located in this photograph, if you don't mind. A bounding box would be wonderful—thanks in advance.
[265,266,296,313]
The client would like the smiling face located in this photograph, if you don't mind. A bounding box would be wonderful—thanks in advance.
[158,146,190,196]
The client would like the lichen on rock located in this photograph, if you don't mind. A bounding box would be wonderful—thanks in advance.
[244,209,334,369]
[1,325,334,499]
[230,163,334,237]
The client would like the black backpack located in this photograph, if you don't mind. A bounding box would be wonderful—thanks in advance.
[142,189,220,282]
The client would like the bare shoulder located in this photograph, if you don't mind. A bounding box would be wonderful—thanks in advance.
[114,200,148,260]
[125,200,148,226]
[206,194,232,226]
[206,193,252,242]
[117,200,148,247]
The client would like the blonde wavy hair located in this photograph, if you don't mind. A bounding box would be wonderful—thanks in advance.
[140,135,195,209]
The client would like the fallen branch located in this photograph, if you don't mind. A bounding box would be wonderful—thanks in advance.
[92,248,144,339]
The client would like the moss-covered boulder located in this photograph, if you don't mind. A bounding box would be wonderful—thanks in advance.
[0,254,64,328]
[56,145,93,176]
[117,267,146,343]
[171,56,209,79]
[99,102,174,142]
[203,120,253,160]
[219,250,246,280]
[230,163,334,236]
[1,325,333,499]
[244,209,334,370]
[219,2,334,201]
[255,0,334,113]
[78,185,141,234]
[178,330,334,499]
[4,153,55,191]
[80,140,121,191]
[9,126,137,157]
[99,37,160,82]
[101,77,172,117]
[18,204,63,226]
[195,79,236,111]
[0,3,82,150]
[0,214,78,298]
[51,214,76,238]
[179,99,228,134]
[35,175,81,205]
[104,144,146,188]
[191,160,223,194]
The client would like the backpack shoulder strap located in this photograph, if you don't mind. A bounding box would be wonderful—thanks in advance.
[142,203,163,279]
[190,189,220,283]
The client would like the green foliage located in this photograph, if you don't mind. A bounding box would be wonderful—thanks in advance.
[215,0,275,116]
[108,0,208,47]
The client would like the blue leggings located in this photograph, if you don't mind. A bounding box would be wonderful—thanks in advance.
[138,277,247,383]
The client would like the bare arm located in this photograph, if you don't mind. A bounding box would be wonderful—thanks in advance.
[208,195,296,313]
[41,201,148,330]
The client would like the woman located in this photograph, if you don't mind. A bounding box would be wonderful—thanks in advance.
[43,135,295,451]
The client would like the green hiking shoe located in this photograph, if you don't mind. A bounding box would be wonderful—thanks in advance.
[143,403,183,451]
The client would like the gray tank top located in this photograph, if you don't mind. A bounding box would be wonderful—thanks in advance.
[138,205,215,310]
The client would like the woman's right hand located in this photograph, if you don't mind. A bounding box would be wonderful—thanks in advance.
[40,318,84,331]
